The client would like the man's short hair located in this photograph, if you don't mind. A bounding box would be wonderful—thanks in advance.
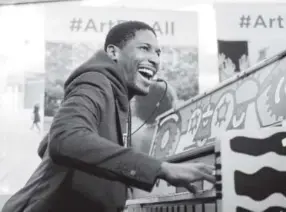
[104,21,156,51]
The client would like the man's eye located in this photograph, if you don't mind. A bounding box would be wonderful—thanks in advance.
[139,46,149,51]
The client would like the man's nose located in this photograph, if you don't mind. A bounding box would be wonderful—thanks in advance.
[148,53,160,69]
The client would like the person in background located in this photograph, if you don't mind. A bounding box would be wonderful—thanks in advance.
[2,21,215,212]
[30,103,40,133]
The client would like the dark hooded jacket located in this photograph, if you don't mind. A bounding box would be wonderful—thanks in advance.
[2,50,162,212]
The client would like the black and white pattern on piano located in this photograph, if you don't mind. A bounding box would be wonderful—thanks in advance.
[230,132,286,156]
[235,167,286,201]
[236,206,286,212]
[219,128,286,212]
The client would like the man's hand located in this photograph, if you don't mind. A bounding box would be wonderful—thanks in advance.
[157,162,215,194]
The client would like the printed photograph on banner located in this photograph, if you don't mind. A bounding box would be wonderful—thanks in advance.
[44,42,99,118]
[218,40,249,82]
[43,6,199,156]
[215,3,286,81]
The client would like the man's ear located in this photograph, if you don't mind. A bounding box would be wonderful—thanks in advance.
[106,44,120,62]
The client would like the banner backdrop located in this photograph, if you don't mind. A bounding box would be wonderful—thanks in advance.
[215,3,286,82]
[44,5,199,155]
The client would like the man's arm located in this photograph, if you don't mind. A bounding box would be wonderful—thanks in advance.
[49,72,162,191]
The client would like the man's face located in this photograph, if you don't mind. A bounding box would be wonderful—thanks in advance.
[116,30,161,96]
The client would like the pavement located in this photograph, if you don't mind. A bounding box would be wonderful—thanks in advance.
[0,109,43,209]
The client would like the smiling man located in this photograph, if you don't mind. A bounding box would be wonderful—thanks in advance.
[2,21,215,212]
[104,22,161,97]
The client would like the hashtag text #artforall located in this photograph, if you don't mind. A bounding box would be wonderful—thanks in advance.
[70,18,175,35]
[253,15,284,28]
[239,14,284,29]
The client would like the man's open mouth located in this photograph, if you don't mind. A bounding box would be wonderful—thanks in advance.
[138,68,154,81]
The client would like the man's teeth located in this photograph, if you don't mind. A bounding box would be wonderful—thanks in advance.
[139,68,153,78]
